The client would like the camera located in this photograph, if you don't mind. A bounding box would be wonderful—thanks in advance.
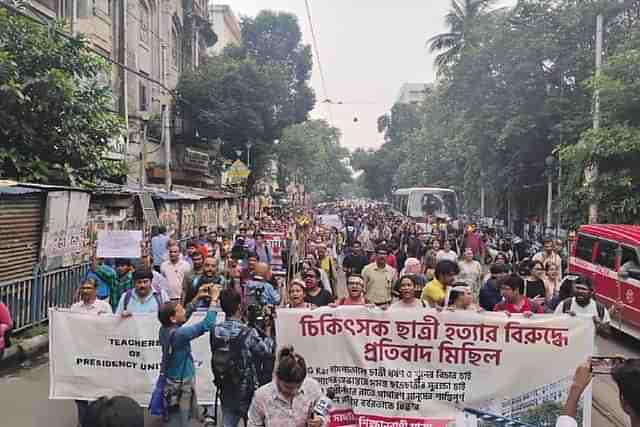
[246,286,265,329]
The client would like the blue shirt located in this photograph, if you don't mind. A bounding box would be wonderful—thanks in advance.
[479,278,502,312]
[84,264,116,299]
[160,308,217,380]
[245,279,280,306]
[115,290,167,314]
[151,234,170,266]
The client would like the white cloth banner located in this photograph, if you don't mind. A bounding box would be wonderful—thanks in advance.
[276,307,594,427]
[49,309,219,405]
[96,231,142,259]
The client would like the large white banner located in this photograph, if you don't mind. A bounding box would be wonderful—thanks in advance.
[49,309,219,405]
[276,307,594,427]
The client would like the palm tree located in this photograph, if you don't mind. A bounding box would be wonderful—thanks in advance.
[427,0,497,72]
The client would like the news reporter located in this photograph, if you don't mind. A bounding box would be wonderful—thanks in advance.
[247,346,326,427]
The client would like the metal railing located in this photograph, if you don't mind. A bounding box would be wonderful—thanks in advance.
[0,263,90,332]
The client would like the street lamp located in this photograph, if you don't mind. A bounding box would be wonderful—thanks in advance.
[545,155,556,235]
[246,141,253,168]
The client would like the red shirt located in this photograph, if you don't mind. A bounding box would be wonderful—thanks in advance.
[494,298,543,314]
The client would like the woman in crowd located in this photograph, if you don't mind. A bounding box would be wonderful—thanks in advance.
[247,346,325,427]
[335,274,367,306]
[521,260,547,308]
[396,257,427,298]
[0,299,12,361]
[303,269,333,307]
[457,248,483,298]
[390,275,426,309]
[544,262,563,303]
[436,239,458,263]
[448,284,481,311]
[285,279,314,309]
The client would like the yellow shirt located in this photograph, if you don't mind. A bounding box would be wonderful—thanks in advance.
[421,278,446,306]
[362,263,397,304]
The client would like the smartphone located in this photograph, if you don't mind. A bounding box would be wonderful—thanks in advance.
[591,356,625,375]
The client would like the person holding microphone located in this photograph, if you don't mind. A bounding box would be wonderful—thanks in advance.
[247,346,327,427]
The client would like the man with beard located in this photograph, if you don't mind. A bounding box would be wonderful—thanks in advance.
[555,275,615,336]
[116,270,167,316]
[362,247,398,307]
[183,256,221,306]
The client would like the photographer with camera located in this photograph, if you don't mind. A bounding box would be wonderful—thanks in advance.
[209,288,276,427]
[246,262,281,309]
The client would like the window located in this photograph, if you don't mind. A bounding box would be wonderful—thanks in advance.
[139,1,150,45]
[575,235,595,262]
[621,246,639,268]
[171,27,181,70]
[595,240,617,270]
[139,78,148,111]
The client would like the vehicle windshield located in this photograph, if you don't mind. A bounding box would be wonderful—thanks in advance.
[408,191,457,219]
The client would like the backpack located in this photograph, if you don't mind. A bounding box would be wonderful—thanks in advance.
[211,327,252,390]
[124,289,163,311]
[561,297,605,320]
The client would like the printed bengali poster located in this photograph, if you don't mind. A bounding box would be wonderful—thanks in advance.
[276,307,595,427]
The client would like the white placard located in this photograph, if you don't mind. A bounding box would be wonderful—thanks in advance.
[97,230,143,259]
[49,309,220,405]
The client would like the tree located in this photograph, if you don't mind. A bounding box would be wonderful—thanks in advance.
[241,10,316,124]
[278,120,352,200]
[427,0,498,71]
[0,10,123,185]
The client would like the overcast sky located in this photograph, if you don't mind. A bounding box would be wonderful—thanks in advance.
[226,0,516,151]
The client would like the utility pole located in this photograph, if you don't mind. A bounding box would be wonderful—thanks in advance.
[586,13,604,224]
[162,105,172,191]
[246,141,253,169]
[140,118,148,191]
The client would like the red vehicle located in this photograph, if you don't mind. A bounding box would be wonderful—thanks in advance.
[569,225,640,339]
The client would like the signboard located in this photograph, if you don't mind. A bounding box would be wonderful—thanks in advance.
[49,309,221,405]
[184,147,210,173]
[96,231,143,259]
[317,214,344,231]
[263,232,285,269]
[277,307,594,427]
[40,191,91,270]
[226,160,251,184]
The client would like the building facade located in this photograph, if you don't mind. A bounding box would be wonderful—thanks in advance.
[207,4,241,56]
[396,82,431,104]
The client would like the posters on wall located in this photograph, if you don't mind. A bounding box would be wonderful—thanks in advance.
[40,191,91,270]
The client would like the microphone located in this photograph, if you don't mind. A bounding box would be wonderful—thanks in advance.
[311,389,335,419]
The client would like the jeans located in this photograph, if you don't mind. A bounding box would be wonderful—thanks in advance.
[75,400,89,427]
[222,410,244,427]
[165,378,195,427]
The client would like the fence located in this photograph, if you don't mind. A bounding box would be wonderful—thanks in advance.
[0,263,89,332]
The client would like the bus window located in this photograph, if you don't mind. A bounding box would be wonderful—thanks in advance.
[575,235,596,262]
[595,240,617,270]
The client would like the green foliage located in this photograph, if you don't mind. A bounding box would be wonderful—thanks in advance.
[0,10,124,185]
[177,10,315,186]
[358,0,640,224]
[278,120,352,200]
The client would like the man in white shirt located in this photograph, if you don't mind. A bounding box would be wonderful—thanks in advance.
[69,277,111,426]
[70,278,112,315]
[160,244,191,301]
[556,358,640,427]
[116,270,167,316]
[534,237,563,276]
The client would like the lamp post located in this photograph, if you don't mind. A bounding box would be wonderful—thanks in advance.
[246,141,253,169]
[545,155,556,235]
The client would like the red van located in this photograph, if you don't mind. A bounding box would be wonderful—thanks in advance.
[569,225,640,339]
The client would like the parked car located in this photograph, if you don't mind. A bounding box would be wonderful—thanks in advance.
[569,224,640,339]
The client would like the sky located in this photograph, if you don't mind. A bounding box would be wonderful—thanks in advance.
[226,0,517,151]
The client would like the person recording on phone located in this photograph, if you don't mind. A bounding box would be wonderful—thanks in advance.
[157,285,220,427]
[556,358,640,427]
[248,346,328,427]
[209,288,275,427]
